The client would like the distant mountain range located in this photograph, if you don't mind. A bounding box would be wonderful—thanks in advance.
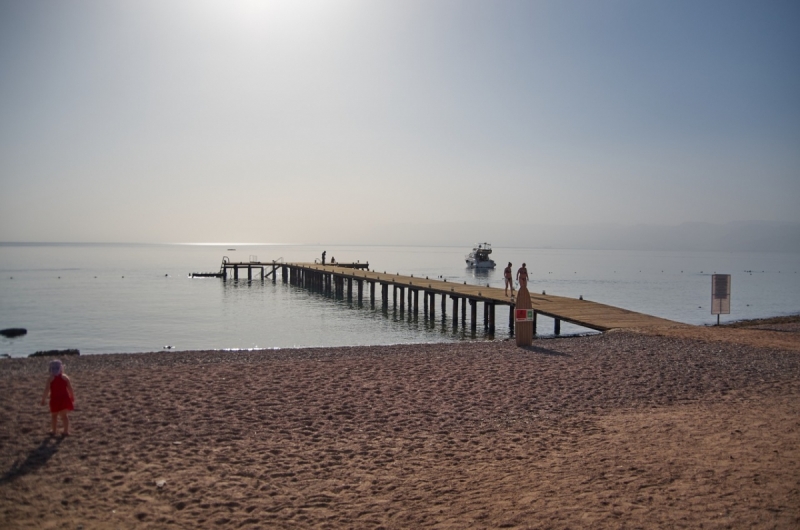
[360,221,800,252]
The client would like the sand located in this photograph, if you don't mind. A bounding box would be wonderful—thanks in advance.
[1,321,799,529]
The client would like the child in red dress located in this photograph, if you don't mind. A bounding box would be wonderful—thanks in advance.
[41,360,75,437]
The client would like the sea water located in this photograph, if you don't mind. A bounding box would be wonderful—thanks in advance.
[1,243,799,358]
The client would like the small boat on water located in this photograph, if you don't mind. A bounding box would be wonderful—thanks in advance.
[465,243,496,269]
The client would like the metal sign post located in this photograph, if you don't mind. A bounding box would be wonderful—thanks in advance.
[711,274,731,325]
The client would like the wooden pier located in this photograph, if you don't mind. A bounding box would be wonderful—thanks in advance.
[194,257,680,336]
[192,257,369,282]
[279,263,679,336]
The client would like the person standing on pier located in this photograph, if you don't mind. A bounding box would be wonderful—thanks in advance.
[504,262,514,296]
[517,263,529,290]
[322,251,326,265]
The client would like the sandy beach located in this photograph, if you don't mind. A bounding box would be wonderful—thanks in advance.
[2,320,799,529]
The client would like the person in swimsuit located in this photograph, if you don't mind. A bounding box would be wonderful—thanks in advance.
[517,262,529,290]
[504,262,514,296]
[41,360,75,437]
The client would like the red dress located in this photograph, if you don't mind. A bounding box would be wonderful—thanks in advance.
[49,375,74,413]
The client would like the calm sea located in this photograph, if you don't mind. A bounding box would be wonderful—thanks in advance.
[1,243,798,358]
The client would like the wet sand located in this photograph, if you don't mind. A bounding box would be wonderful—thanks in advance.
[1,324,799,529]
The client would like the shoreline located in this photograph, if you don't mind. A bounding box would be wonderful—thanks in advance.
[720,313,800,328]
[2,329,799,528]
[4,314,800,362]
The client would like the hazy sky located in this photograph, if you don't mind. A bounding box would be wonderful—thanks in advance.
[1,0,798,244]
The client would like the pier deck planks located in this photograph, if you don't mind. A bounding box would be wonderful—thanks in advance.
[289,263,681,333]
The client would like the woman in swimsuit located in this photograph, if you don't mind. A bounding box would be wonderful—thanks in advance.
[516,263,529,290]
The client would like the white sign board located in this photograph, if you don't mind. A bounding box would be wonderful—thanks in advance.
[711,274,731,315]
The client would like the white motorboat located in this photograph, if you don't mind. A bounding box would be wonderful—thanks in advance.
[465,242,496,269]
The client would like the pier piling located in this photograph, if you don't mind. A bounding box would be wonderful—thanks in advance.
[470,299,477,332]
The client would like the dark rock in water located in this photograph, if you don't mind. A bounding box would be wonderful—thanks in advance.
[0,328,27,338]
[29,349,80,358]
